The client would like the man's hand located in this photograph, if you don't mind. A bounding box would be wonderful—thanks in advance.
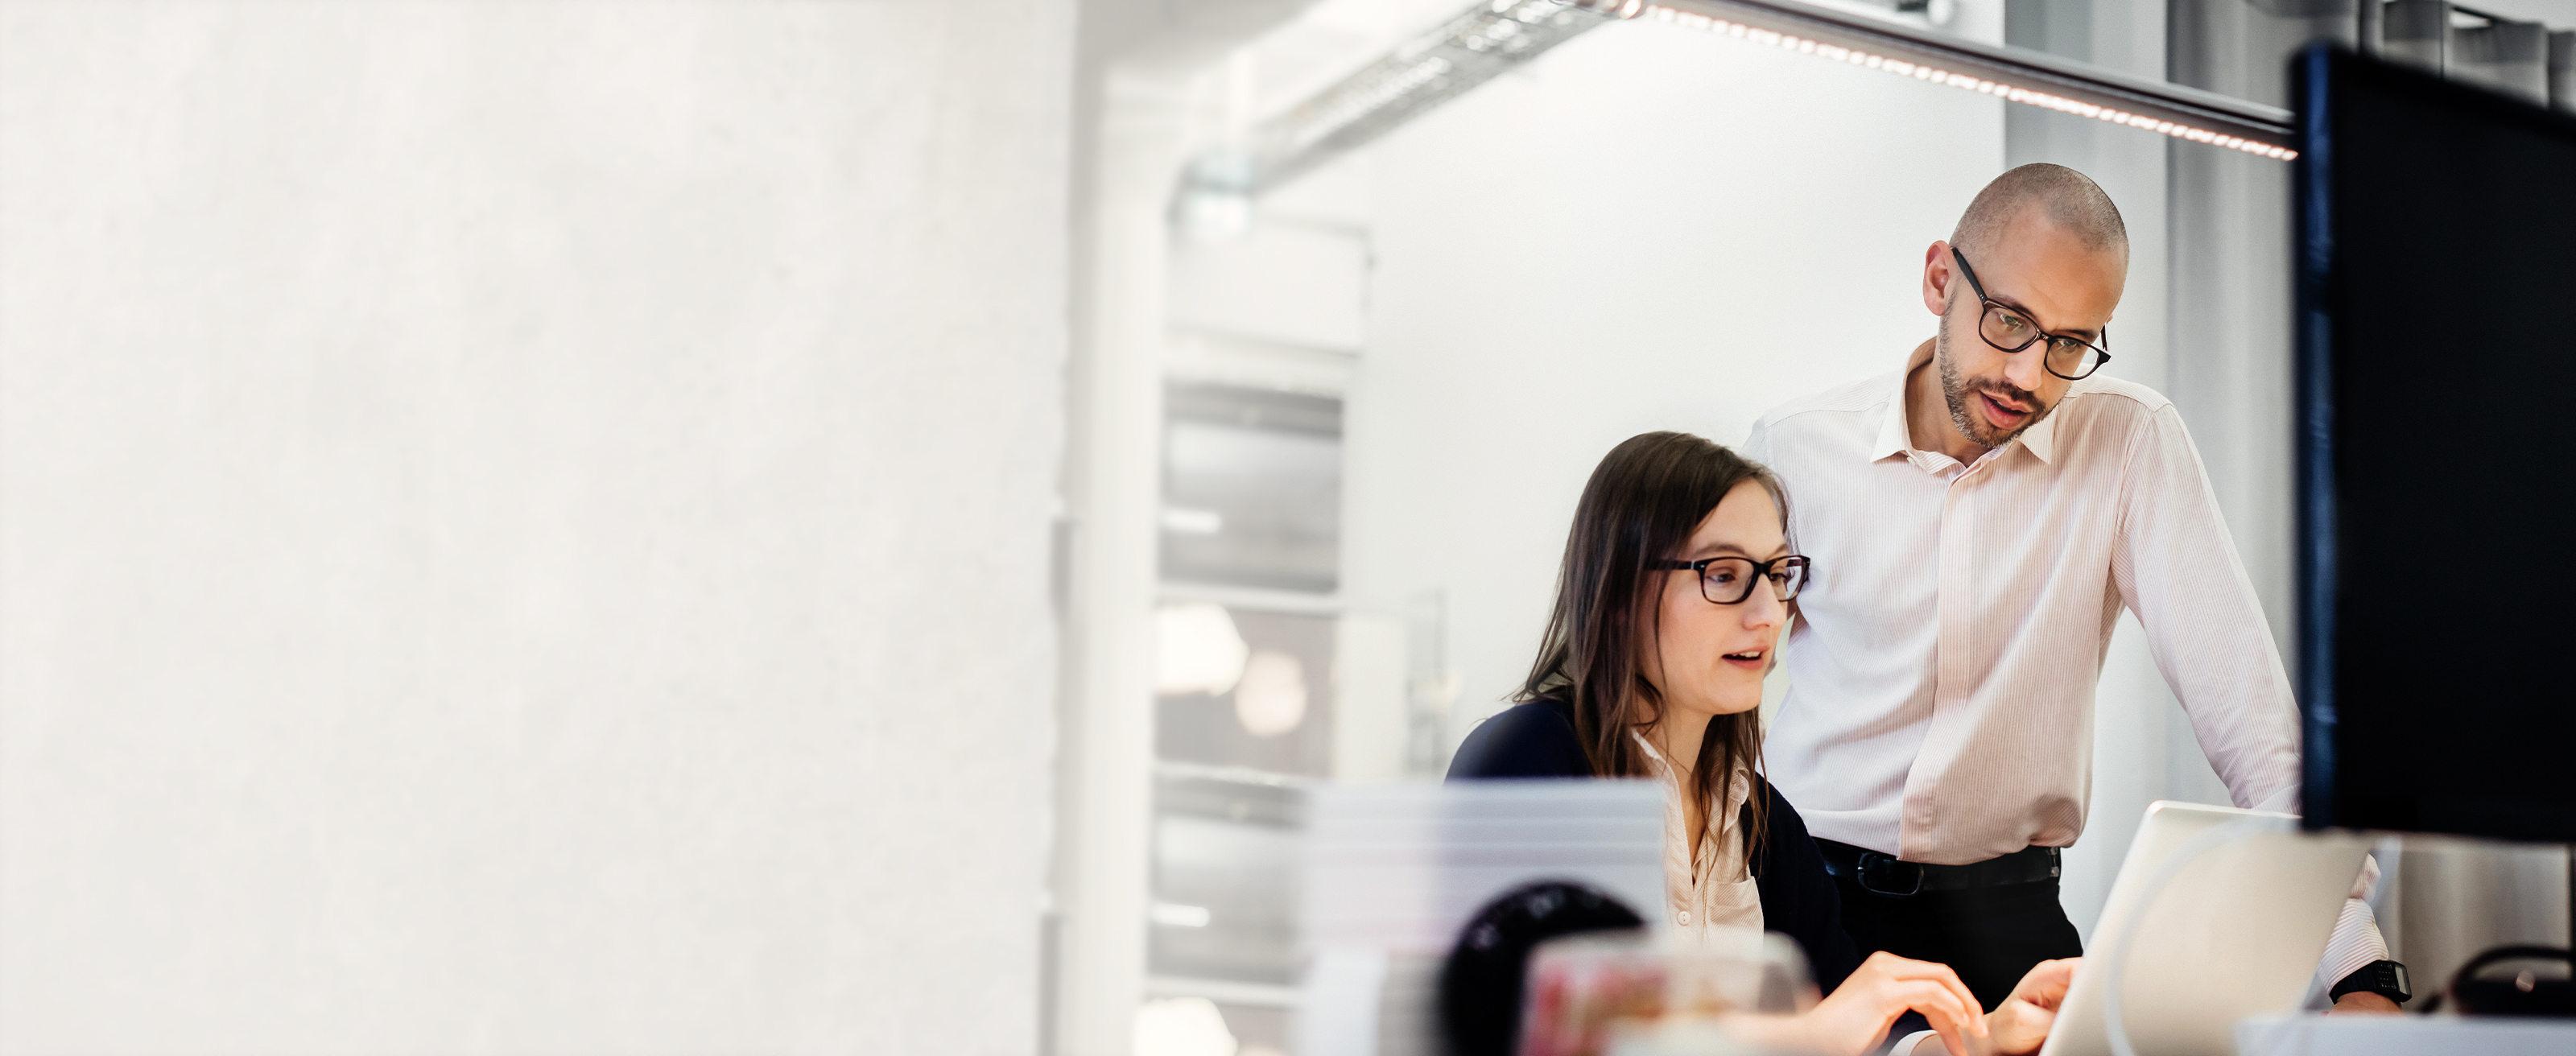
[1975,958,2079,1055]
[2327,991,2401,1015]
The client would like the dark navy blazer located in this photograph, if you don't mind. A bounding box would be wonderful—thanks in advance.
[1447,697,1863,996]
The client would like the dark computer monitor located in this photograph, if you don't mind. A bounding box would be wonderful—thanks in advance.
[2293,46,2576,843]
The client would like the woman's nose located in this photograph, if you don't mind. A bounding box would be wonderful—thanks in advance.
[1744,586,1786,628]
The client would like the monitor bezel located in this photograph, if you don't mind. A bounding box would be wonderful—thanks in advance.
[2292,44,2576,840]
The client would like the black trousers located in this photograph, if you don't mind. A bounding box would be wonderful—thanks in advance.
[1832,873,2085,1013]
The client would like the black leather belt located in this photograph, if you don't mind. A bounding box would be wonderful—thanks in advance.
[1815,839,2062,898]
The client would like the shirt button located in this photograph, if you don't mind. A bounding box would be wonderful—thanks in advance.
[1677,911,1691,925]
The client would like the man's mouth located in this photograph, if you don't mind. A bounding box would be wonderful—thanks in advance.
[1979,390,2032,426]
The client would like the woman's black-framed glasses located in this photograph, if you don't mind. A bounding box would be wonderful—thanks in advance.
[1950,247,2112,381]
[1650,555,1811,604]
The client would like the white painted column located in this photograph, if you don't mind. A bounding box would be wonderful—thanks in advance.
[1052,65,1191,1056]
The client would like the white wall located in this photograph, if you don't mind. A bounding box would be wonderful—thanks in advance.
[1336,17,2006,742]
[0,3,1071,1052]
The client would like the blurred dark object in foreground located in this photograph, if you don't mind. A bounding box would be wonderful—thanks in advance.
[1439,881,1645,1056]
[2446,946,2576,1018]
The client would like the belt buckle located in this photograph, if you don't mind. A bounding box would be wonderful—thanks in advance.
[1856,851,1925,897]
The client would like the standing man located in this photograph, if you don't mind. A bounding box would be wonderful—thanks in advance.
[1743,164,2403,1016]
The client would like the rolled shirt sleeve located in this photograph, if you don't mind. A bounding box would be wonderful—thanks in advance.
[2318,856,2392,996]
[2108,403,2301,811]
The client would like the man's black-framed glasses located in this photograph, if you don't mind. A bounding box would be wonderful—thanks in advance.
[1950,247,2112,381]
[1650,555,1811,604]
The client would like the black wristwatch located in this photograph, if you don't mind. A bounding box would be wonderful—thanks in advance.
[2330,959,2413,1005]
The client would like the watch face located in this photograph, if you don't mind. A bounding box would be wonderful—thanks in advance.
[2389,962,2411,999]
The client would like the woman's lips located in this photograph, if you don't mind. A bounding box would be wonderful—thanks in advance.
[1723,650,1766,670]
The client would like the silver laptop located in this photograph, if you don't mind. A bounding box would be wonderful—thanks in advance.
[2037,802,2372,1056]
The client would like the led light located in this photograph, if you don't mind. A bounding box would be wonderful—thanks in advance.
[1640,2,2296,161]
[1287,56,1455,154]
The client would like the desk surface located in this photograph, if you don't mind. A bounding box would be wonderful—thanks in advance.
[2236,1013,2576,1056]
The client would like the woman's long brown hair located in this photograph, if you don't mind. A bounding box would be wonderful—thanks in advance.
[1516,431,1789,864]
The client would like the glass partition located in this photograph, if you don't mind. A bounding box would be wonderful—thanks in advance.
[1073,0,2576,1050]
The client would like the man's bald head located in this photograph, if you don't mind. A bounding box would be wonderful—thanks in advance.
[1949,163,2127,262]
[1914,163,2129,458]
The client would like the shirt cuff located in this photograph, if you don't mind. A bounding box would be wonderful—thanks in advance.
[2316,896,2390,992]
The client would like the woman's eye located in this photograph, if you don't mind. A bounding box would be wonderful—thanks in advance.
[1705,571,1740,587]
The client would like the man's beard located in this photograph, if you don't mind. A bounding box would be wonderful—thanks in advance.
[1935,311,2057,450]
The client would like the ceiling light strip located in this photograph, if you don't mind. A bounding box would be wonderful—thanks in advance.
[1225,0,1615,196]
[1588,0,2300,160]
[1640,3,2294,159]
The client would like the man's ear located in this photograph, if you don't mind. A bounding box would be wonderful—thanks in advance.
[1922,241,1954,317]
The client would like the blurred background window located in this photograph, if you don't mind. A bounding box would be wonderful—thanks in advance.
[1160,383,1344,593]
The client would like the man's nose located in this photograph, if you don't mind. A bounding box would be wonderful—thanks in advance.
[2003,347,2049,394]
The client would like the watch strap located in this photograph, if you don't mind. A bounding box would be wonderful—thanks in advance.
[2330,959,2413,1004]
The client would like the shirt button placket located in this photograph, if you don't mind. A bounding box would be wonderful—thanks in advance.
[1913,468,1979,857]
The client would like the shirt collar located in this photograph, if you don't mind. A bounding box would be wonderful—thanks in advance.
[2019,400,2060,464]
[1629,730,1753,804]
[1870,340,2060,467]
[1868,357,1918,463]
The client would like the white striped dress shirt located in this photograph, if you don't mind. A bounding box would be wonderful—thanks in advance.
[1743,343,2301,864]
[1756,344,2386,1025]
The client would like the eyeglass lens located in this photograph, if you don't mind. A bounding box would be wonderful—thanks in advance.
[1978,303,2105,379]
[1697,558,1808,604]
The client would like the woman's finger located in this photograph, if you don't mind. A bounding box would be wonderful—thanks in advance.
[1888,979,1978,1038]
[1921,1013,1970,1056]
[1880,961,1988,1035]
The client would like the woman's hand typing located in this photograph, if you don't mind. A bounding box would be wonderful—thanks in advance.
[1725,951,1988,1056]
[1724,954,2083,1056]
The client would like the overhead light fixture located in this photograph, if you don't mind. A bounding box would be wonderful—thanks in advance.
[1173,0,2304,231]
[1595,0,2301,157]
[1172,0,1617,234]
[1637,2,2298,159]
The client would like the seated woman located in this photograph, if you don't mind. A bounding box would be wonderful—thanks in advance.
[1447,431,2071,1056]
